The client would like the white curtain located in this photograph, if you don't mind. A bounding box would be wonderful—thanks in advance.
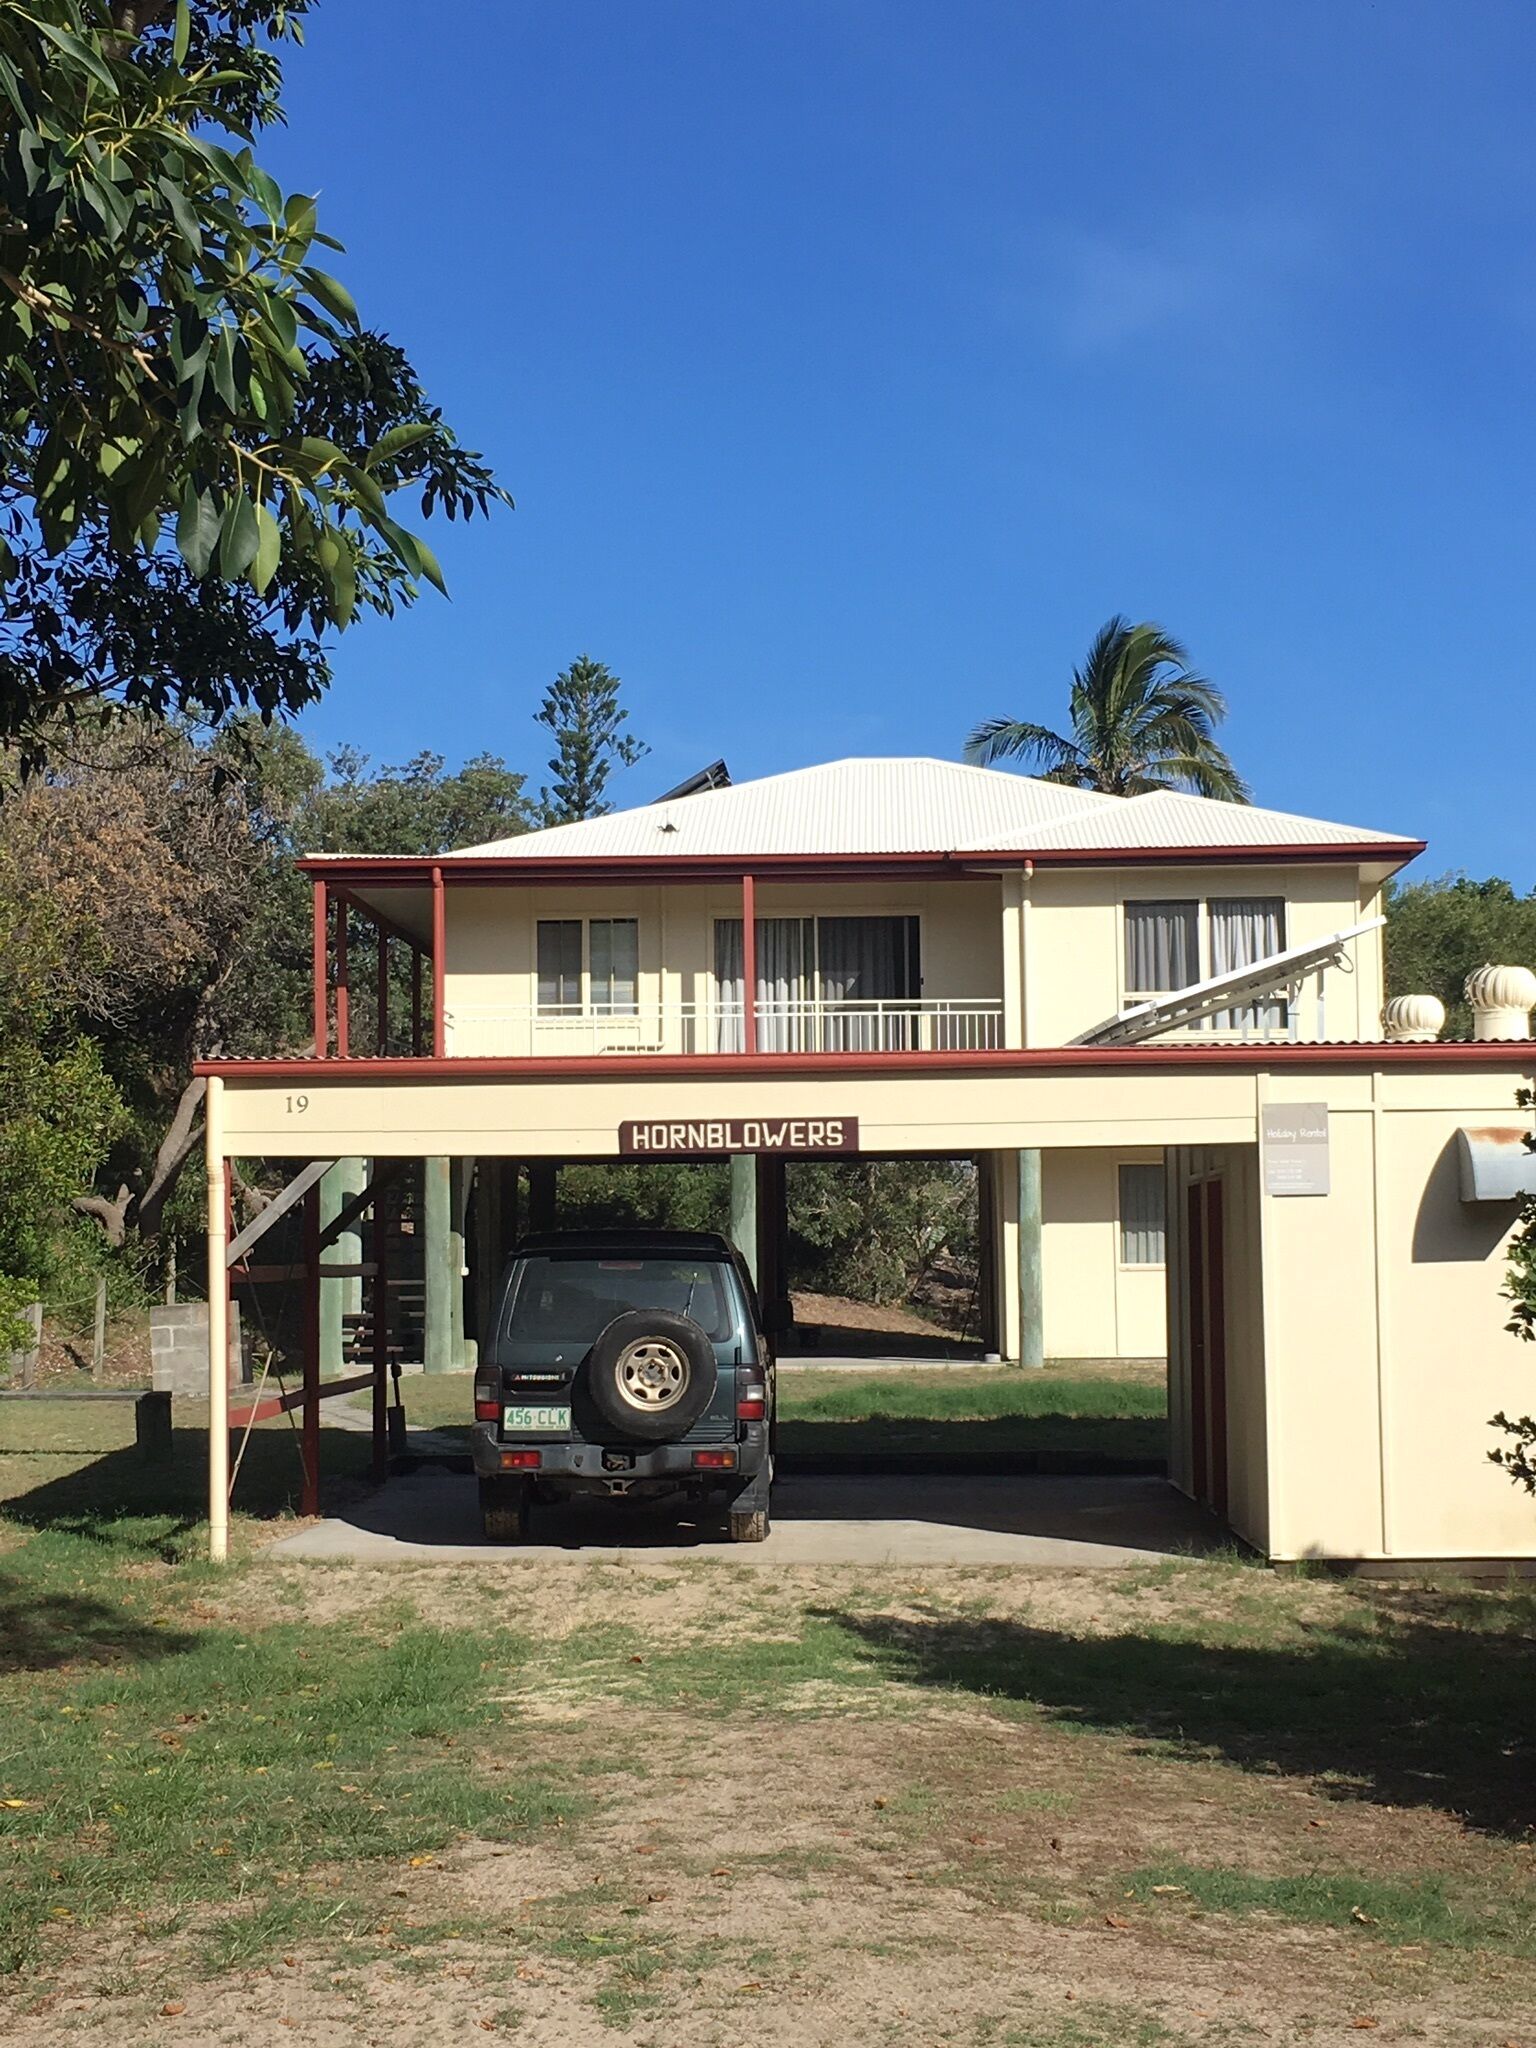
[589,919,638,1014]
[1124,901,1198,996]
[1118,1162,1166,1265]
[714,919,744,1051]
[713,917,813,1049]
[1209,897,1285,1031]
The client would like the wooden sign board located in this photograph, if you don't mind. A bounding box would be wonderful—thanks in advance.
[1262,1102,1330,1196]
[619,1116,860,1157]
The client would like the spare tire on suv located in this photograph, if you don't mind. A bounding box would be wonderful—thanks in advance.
[583,1308,717,1441]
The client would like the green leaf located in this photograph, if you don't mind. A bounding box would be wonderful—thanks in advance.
[364,420,436,471]
[175,478,220,577]
[247,163,283,222]
[156,174,203,256]
[409,532,447,597]
[172,0,191,68]
[34,24,120,98]
[250,501,281,594]
[218,490,259,579]
[0,52,30,122]
[300,267,359,329]
[210,327,239,412]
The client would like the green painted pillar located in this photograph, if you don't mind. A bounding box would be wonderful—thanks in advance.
[451,1158,471,1372]
[424,1156,454,1373]
[1018,1147,1044,1369]
[316,1159,364,1378]
[729,1153,758,1285]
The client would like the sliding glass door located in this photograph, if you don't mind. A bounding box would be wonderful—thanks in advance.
[713,915,920,1050]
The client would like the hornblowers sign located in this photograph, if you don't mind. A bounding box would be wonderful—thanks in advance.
[620,1116,860,1156]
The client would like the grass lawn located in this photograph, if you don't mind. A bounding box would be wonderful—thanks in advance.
[3,1396,1536,2045]
[375,1362,1170,1463]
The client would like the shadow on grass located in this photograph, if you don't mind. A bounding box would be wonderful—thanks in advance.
[821,1592,1536,1838]
[0,1573,197,1674]
[777,1414,1168,1462]
[0,1425,376,1559]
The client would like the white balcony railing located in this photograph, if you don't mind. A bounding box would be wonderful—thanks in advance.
[444,998,1005,1059]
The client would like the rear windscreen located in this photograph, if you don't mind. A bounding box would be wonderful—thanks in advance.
[500,1255,742,1349]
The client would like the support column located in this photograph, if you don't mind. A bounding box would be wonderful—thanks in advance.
[206,1078,230,1563]
[976,1153,999,1357]
[317,1159,364,1378]
[527,1161,557,1232]
[450,1158,471,1371]
[1017,1147,1044,1368]
[472,1162,499,1359]
[423,1156,455,1374]
[755,1155,791,1336]
[728,1153,758,1284]
[371,1175,391,1482]
[301,1184,321,1513]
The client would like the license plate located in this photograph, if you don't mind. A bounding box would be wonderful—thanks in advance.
[503,1404,570,1434]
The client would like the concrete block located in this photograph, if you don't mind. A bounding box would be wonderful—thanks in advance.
[150,1302,244,1397]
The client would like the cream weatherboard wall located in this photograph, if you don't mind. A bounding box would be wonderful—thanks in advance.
[1020,864,1386,1047]
[1041,1148,1167,1358]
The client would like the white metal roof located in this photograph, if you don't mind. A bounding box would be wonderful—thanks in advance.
[447,756,1419,861]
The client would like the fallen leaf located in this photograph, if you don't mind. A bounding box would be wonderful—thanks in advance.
[1104,1914,1132,1929]
[160,2004,186,2018]
[966,1833,988,1846]
[408,1856,434,1868]
[736,1980,763,1993]
[477,2023,495,2034]
[1049,1837,1063,1852]
[872,1797,887,1810]
[628,1654,644,1664]
[635,1844,657,1856]
[1151,1885,1185,1896]
[1350,1907,1377,1926]
[646,1890,670,1903]
[1350,2021,1380,2032]
[710,1866,732,1878]
[1,1799,33,1810]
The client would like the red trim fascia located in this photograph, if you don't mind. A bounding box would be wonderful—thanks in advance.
[195,1041,1536,1083]
[376,928,389,1057]
[311,876,328,1059]
[741,873,757,1057]
[296,840,1425,887]
[430,864,446,1059]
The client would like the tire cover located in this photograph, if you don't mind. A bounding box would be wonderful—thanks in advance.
[584,1309,718,1441]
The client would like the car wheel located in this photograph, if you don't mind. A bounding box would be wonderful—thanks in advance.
[728,1505,770,1543]
[480,1476,530,1543]
[585,1310,717,1441]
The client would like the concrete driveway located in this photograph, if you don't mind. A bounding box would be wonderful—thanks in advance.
[270,1468,1219,1568]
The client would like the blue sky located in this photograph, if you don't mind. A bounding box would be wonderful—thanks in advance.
[265,1,1536,880]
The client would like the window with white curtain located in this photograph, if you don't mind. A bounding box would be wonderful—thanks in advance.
[537,918,639,1015]
[1208,897,1286,1031]
[589,919,639,1014]
[536,920,582,1013]
[711,914,921,1051]
[1124,901,1199,997]
[1118,1162,1166,1265]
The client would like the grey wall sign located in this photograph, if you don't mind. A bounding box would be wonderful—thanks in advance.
[619,1116,860,1157]
[1262,1101,1330,1196]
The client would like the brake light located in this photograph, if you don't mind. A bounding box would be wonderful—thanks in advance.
[474,1376,499,1423]
[736,1382,766,1420]
[693,1449,737,1469]
[500,1449,541,1470]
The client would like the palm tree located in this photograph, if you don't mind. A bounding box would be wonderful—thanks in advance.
[965,616,1250,802]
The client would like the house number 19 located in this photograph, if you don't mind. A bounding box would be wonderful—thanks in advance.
[286,1094,309,1115]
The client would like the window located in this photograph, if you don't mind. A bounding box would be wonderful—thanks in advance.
[589,919,639,1014]
[712,914,921,1051]
[1124,901,1199,997]
[1208,897,1286,1031]
[1123,895,1289,1031]
[1119,1163,1166,1265]
[537,920,582,1013]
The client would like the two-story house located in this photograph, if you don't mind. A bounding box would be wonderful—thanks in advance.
[199,755,1536,1569]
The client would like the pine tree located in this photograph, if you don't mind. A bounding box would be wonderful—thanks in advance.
[535,656,649,823]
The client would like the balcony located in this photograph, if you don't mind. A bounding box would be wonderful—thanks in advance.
[444,998,1006,1060]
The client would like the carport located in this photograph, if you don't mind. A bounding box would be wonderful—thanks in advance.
[199,1037,1536,1568]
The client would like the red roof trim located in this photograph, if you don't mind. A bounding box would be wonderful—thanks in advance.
[196,1039,1532,1083]
[299,841,1425,887]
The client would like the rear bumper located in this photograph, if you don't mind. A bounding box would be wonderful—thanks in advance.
[471,1422,767,1491]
